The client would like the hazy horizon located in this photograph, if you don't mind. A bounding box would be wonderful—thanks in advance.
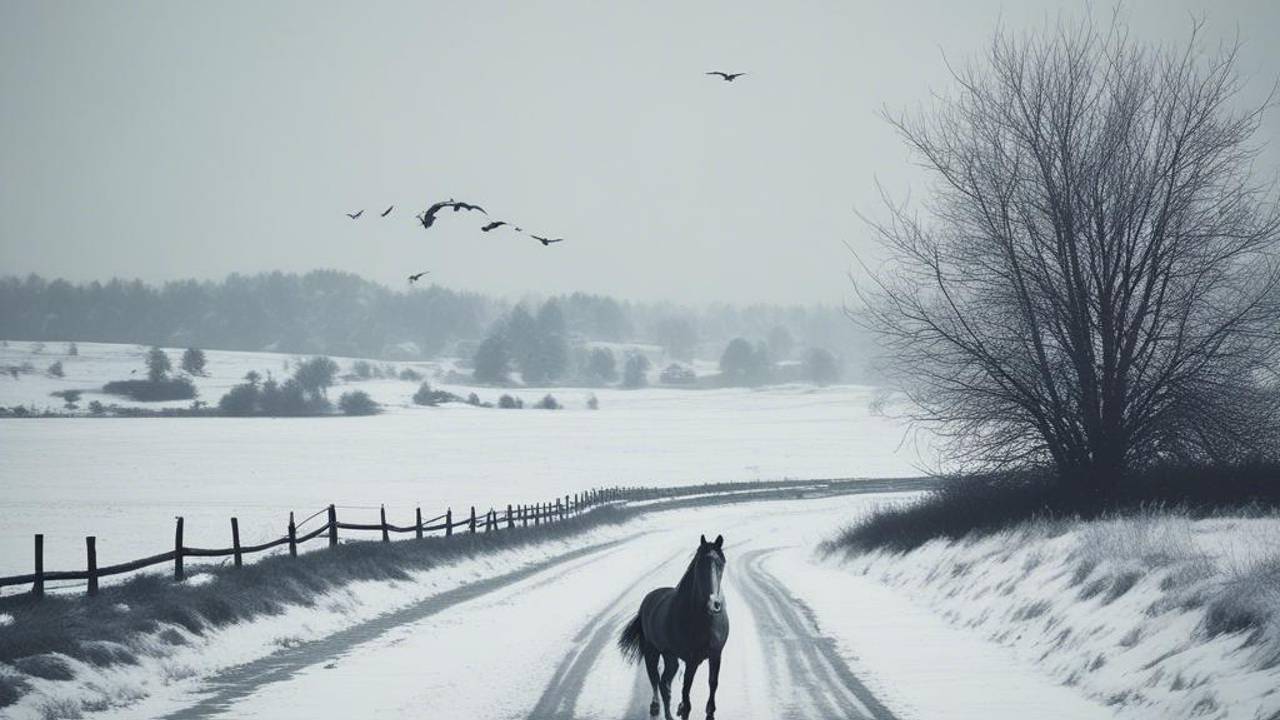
[3,1,1277,305]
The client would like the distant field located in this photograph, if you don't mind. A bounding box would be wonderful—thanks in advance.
[0,341,924,583]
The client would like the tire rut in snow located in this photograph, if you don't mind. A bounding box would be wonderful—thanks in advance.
[161,532,649,720]
[734,548,898,720]
[526,547,687,719]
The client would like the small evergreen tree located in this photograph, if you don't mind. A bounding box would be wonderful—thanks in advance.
[146,347,172,383]
[66,342,78,356]
[534,394,561,410]
[181,348,207,376]
[46,361,64,378]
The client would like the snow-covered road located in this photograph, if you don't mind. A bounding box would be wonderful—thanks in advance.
[131,496,1116,720]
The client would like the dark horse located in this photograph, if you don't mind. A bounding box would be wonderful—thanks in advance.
[618,534,728,719]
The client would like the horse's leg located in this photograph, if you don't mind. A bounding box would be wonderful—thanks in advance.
[705,654,721,719]
[677,658,702,719]
[659,652,680,720]
[644,647,662,717]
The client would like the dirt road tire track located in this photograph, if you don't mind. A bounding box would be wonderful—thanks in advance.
[161,532,651,719]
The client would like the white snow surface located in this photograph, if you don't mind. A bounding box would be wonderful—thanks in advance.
[0,340,925,581]
[5,494,1128,720]
[830,513,1280,720]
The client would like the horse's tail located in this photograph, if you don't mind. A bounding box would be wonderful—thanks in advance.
[617,611,646,664]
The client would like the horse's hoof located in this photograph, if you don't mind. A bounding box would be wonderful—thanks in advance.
[649,701,660,717]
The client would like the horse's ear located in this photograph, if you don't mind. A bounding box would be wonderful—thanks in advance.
[700,534,708,547]
[714,535,723,548]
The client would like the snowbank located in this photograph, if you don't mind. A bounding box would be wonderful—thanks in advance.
[826,512,1280,720]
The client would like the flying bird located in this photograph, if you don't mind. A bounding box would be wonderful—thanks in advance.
[408,271,430,283]
[706,71,746,82]
[481,221,510,232]
[531,235,564,246]
[346,210,364,219]
[417,199,487,230]
[381,205,394,217]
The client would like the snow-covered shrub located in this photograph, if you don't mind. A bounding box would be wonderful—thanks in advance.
[534,394,560,410]
[338,390,380,416]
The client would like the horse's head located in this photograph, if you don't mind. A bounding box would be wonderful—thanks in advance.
[697,534,726,615]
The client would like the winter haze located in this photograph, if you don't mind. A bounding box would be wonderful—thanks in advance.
[2,0,1277,303]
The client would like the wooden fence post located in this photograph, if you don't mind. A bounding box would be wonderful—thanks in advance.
[86,536,98,597]
[33,534,44,598]
[174,516,185,581]
[507,504,514,530]
[415,507,424,539]
[231,517,242,568]
[380,505,390,543]
[328,505,338,547]
[469,506,476,534]
[535,503,541,526]
[446,508,453,537]
[521,505,528,527]
[288,512,298,557]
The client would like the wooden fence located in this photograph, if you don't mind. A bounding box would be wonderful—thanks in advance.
[0,486,633,599]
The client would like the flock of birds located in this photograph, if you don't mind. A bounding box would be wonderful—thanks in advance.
[345,70,747,284]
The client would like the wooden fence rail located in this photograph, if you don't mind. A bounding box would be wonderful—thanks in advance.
[0,486,635,598]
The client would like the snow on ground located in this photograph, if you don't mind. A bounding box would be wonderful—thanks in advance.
[1,516,651,720]
[12,493,1126,720]
[824,513,1280,720]
[0,341,924,582]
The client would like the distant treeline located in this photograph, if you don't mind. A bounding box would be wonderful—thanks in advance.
[0,271,876,378]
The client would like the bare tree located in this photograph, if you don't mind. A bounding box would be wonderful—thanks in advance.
[857,17,1280,489]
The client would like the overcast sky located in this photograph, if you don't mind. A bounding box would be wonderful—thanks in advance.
[2,1,1277,304]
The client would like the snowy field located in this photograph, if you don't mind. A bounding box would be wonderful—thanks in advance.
[0,341,925,582]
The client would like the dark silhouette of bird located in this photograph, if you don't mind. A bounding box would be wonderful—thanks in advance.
[532,234,564,246]
[417,199,486,230]
[481,221,510,232]
[346,210,364,219]
[706,71,746,82]
[381,205,394,217]
[408,271,430,283]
